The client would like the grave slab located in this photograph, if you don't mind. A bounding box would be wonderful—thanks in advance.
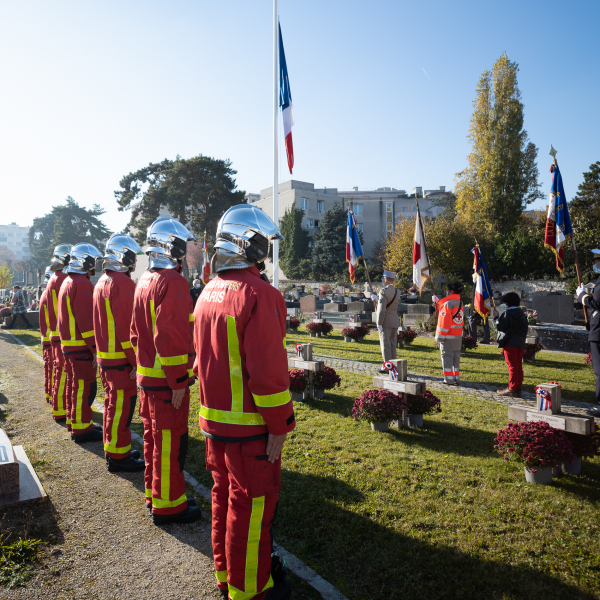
[372,376,426,396]
[508,405,593,435]
[0,446,47,509]
[532,294,574,326]
[0,428,19,496]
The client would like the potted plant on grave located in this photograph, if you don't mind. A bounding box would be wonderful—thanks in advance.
[584,352,593,368]
[289,317,300,332]
[462,335,478,352]
[525,309,540,325]
[524,340,543,362]
[563,423,600,475]
[305,322,322,338]
[312,366,341,399]
[288,369,308,402]
[399,328,418,346]
[356,325,370,341]
[0,306,12,326]
[341,326,361,343]
[403,390,441,428]
[352,389,407,432]
[320,322,333,336]
[494,421,575,485]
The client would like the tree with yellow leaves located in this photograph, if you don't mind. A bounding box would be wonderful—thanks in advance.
[0,264,13,289]
[455,53,543,241]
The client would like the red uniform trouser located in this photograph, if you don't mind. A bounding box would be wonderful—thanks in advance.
[43,345,54,403]
[100,365,137,459]
[205,438,280,600]
[139,388,190,515]
[63,352,97,435]
[504,346,524,391]
[51,342,68,422]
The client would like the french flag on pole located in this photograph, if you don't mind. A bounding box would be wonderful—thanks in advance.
[201,238,210,285]
[279,23,294,174]
[346,211,363,283]
[471,246,492,323]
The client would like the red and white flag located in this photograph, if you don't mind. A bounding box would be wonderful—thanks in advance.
[201,238,210,285]
[412,205,430,294]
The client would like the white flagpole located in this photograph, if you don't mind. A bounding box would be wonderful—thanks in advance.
[272,0,279,289]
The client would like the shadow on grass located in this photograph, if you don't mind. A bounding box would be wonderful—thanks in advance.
[275,470,595,600]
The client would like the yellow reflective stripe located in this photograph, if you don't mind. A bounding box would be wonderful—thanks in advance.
[189,313,194,322]
[104,390,131,454]
[97,350,127,359]
[283,336,286,349]
[105,297,116,353]
[151,493,187,510]
[227,316,243,414]
[52,371,67,416]
[66,295,76,341]
[228,577,273,600]
[121,341,132,349]
[41,334,50,342]
[199,405,266,426]
[161,430,171,502]
[150,300,161,370]
[61,339,87,346]
[253,390,291,408]
[44,304,51,334]
[215,570,228,584]
[81,330,95,338]
[158,354,188,366]
[137,366,167,378]
[245,496,265,594]
[145,488,152,498]
[52,289,59,336]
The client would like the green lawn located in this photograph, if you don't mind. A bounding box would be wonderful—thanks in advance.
[286,327,598,404]
[4,327,600,599]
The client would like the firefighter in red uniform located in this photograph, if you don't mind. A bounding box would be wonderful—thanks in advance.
[194,205,294,600]
[58,243,104,443]
[93,234,144,472]
[46,244,72,424]
[38,266,54,405]
[131,218,201,525]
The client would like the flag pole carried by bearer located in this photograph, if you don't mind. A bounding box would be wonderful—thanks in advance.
[346,210,374,296]
[544,145,587,323]
[201,231,211,285]
[412,197,435,297]
[471,243,494,323]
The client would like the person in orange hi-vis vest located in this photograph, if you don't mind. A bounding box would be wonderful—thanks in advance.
[93,234,144,472]
[131,218,201,526]
[432,281,465,385]
[194,205,294,600]
[38,266,54,405]
[58,243,103,443]
[46,244,72,425]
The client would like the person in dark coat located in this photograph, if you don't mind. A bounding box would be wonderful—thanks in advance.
[468,274,491,344]
[577,249,600,417]
[7,285,31,329]
[493,292,528,398]
[190,279,203,308]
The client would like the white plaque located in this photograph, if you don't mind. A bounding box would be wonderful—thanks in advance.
[526,411,566,430]
[293,361,310,369]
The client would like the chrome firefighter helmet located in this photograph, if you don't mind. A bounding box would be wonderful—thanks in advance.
[43,266,53,285]
[146,217,196,270]
[50,243,72,271]
[214,204,283,263]
[103,234,143,273]
[65,243,102,274]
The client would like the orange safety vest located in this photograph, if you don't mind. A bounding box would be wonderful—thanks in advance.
[436,293,464,338]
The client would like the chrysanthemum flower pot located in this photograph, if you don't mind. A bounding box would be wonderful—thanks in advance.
[291,392,304,403]
[562,456,582,475]
[524,466,553,485]
[314,389,325,399]
[370,421,389,432]
[407,414,423,428]
[344,336,352,343]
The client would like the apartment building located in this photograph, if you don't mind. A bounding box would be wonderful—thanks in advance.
[0,222,30,262]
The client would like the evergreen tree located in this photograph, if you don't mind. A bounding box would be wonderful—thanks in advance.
[570,161,600,220]
[311,204,348,280]
[455,53,543,240]
[279,206,310,279]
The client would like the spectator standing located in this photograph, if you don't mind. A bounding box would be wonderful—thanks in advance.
[493,292,528,398]
[190,278,203,308]
[7,286,31,329]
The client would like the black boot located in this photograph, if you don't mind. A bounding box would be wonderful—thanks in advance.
[271,552,288,582]
[265,580,292,600]
[93,424,102,432]
[152,505,201,526]
[72,429,103,443]
[148,498,196,513]
[130,449,140,459]
[106,455,145,472]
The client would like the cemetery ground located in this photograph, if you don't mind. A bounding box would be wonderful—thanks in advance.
[1,329,600,599]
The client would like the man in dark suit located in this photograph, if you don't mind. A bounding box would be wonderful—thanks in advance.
[577,249,600,417]
[190,278,203,308]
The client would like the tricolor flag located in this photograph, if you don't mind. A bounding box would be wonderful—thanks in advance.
[471,246,493,323]
[536,387,552,411]
[279,23,294,174]
[412,205,430,294]
[346,211,363,283]
[201,237,210,285]
[384,362,398,380]
[544,164,573,273]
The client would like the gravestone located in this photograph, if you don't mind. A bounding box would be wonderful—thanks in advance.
[532,295,574,325]
[347,300,375,313]
[299,295,317,315]
[403,303,434,327]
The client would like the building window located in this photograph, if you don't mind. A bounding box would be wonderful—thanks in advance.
[354,204,363,216]
[314,220,320,227]
[386,201,394,235]
[308,240,313,248]
[307,219,314,227]
[302,198,308,210]
[356,223,363,234]
[317,201,324,212]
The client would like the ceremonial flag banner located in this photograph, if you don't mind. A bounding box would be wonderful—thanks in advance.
[346,211,364,283]
[279,23,294,174]
[544,165,574,272]
[471,246,493,323]
[412,205,430,293]
[201,239,210,285]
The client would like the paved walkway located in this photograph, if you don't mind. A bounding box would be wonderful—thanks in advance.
[287,349,598,418]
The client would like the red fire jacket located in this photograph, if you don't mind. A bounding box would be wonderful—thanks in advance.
[193,265,295,439]
[130,268,194,391]
[39,290,52,348]
[92,271,137,368]
[57,273,96,355]
[46,271,68,342]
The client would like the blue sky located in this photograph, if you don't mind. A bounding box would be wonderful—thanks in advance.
[1,0,598,234]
